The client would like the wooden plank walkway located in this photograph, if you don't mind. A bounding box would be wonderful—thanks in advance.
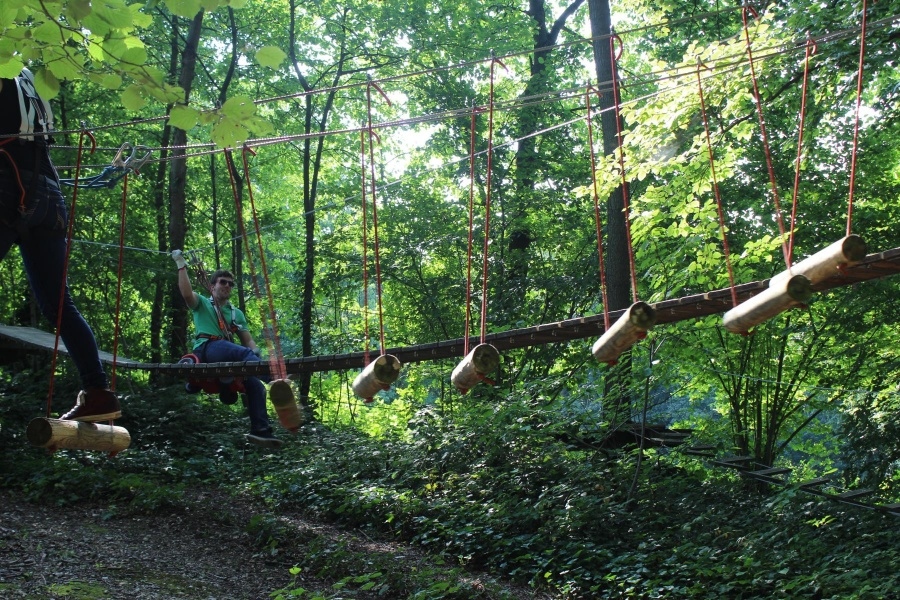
[1,246,899,376]
[0,324,138,366]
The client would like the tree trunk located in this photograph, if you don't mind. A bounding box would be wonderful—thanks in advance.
[167,11,205,358]
[289,2,348,413]
[588,0,634,421]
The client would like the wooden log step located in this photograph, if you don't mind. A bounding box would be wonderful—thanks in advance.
[683,447,716,457]
[797,476,832,488]
[26,418,130,454]
[834,488,876,500]
[647,437,686,446]
[712,456,754,469]
[879,503,900,515]
[715,456,753,464]
[748,467,792,477]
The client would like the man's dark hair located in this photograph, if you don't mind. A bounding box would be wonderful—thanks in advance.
[211,269,234,285]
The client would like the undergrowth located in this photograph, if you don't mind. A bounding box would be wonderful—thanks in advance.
[2,369,899,599]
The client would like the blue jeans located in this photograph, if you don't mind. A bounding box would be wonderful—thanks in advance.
[0,170,109,390]
[199,339,271,434]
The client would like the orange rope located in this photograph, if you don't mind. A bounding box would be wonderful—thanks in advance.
[47,127,95,417]
[742,5,790,269]
[365,80,391,355]
[584,85,612,331]
[464,104,480,355]
[788,35,817,265]
[221,148,284,380]
[240,146,288,381]
[608,33,640,303]
[358,130,371,364]
[696,61,739,308]
[481,57,505,343]
[846,0,869,237]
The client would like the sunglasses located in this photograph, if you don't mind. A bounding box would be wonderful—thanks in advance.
[218,280,236,287]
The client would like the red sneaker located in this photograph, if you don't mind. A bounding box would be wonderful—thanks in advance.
[60,389,122,422]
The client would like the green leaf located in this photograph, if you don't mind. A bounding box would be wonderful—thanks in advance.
[221,95,256,119]
[0,4,17,28]
[66,0,93,22]
[168,104,200,131]
[34,68,60,99]
[164,0,202,18]
[32,20,62,44]
[213,120,250,148]
[121,45,148,66]
[120,85,145,111]
[255,45,286,70]
[0,58,24,78]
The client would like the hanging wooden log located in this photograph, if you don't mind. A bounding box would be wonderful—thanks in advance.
[723,274,812,334]
[769,234,867,288]
[451,343,500,394]
[352,354,402,402]
[592,301,657,365]
[26,418,130,454]
[269,379,303,433]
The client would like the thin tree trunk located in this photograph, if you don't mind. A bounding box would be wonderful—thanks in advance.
[167,10,205,357]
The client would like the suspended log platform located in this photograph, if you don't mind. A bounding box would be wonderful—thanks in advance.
[2,247,899,378]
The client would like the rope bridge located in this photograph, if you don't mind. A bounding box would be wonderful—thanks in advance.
[2,246,897,379]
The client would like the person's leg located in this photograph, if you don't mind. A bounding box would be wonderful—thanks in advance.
[14,176,119,421]
[201,341,275,437]
[21,229,109,389]
[241,377,272,435]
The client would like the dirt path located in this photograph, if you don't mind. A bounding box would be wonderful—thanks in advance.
[0,488,299,599]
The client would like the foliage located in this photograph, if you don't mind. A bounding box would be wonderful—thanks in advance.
[2,0,900,596]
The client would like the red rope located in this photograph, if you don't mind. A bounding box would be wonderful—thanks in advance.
[696,61,739,308]
[584,86,611,331]
[846,0,869,237]
[221,148,284,380]
[608,33,640,303]
[365,80,391,355]
[788,35,817,265]
[358,130,371,364]
[47,127,95,417]
[481,57,505,343]
[742,5,790,269]
[464,104,479,355]
[241,145,288,381]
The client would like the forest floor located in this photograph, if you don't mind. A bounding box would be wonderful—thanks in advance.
[0,487,542,600]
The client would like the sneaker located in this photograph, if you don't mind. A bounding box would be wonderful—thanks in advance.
[246,430,283,449]
[268,379,295,406]
[185,381,203,394]
[60,389,122,422]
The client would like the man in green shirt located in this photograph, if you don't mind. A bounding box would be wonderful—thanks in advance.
[173,250,293,448]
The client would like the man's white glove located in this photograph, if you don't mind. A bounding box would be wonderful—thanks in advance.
[171,249,187,270]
